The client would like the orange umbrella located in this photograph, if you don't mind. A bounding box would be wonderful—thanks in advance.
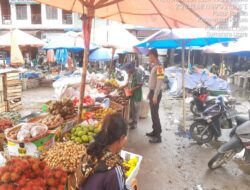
[34,0,238,122]
[33,0,237,29]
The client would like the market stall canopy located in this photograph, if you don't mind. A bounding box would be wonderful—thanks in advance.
[136,28,236,49]
[0,29,45,48]
[43,32,97,52]
[92,25,139,52]
[34,0,237,29]
[33,0,238,123]
[10,31,24,66]
[89,48,119,62]
[203,37,250,54]
[203,43,231,54]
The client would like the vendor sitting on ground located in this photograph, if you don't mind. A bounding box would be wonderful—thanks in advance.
[79,113,133,190]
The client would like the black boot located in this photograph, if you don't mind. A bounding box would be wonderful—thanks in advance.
[149,136,161,143]
[146,131,156,137]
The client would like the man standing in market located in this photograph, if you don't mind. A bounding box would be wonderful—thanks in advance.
[123,62,143,129]
[146,49,164,143]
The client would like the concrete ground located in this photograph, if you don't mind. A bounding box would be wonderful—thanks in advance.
[21,87,250,190]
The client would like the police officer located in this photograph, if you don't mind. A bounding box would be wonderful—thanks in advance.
[146,49,164,143]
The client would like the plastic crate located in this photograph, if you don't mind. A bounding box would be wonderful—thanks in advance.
[120,150,143,186]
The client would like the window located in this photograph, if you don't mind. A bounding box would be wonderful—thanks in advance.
[62,10,73,24]
[31,4,41,24]
[46,5,58,20]
[1,0,11,24]
[16,4,27,20]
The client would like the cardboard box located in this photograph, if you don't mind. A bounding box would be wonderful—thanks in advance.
[6,133,55,158]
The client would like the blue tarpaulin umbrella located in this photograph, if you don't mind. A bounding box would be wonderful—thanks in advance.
[136,28,235,130]
[137,28,235,49]
[89,48,119,62]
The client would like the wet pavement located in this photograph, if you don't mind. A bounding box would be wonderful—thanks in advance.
[21,87,250,190]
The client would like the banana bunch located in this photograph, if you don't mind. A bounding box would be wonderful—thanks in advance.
[106,79,119,87]
[123,157,138,177]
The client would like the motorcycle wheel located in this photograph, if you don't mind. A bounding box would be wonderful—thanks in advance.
[190,102,200,116]
[190,121,213,145]
[208,151,235,169]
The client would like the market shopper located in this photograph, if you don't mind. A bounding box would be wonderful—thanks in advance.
[146,49,164,143]
[123,63,143,129]
[77,113,133,190]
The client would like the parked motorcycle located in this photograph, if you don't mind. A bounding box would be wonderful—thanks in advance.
[188,81,235,116]
[208,112,250,169]
[189,83,212,116]
[190,96,236,145]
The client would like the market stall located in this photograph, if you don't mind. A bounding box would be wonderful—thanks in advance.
[0,75,141,189]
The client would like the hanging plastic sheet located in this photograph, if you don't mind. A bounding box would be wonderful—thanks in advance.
[55,49,68,65]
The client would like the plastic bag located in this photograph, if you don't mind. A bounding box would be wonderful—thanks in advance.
[102,98,110,108]
[20,123,33,131]
[17,129,31,141]
[30,125,46,138]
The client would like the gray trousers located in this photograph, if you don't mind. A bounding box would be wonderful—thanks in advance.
[130,101,141,125]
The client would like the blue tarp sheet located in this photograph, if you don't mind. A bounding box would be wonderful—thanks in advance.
[22,72,40,79]
[165,66,229,97]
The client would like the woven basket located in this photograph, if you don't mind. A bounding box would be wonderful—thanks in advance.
[5,123,48,143]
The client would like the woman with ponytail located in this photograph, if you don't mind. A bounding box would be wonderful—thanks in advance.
[77,113,133,190]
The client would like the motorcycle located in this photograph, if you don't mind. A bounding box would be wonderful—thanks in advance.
[190,96,236,145]
[189,83,212,116]
[208,112,250,169]
[187,81,235,116]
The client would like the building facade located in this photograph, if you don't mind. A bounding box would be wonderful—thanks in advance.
[0,0,82,39]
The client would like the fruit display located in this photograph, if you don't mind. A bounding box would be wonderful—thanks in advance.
[0,133,5,151]
[92,108,114,120]
[105,79,119,88]
[83,96,94,107]
[0,156,67,190]
[109,101,124,113]
[123,156,139,177]
[96,84,116,95]
[41,141,86,173]
[6,123,47,143]
[109,96,128,106]
[0,118,13,132]
[0,112,21,125]
[47,99,76,119]
[68,123,101,144]
[40,114,64,130]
